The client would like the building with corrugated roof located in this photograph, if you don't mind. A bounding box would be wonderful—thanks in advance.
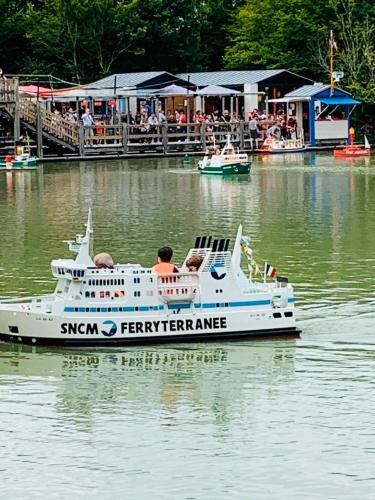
[269,84,360,144]
[177,70,314,116]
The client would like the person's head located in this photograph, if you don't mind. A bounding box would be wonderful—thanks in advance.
[186,255,203,272]
[157,246,173,263]
[94,253,114,269]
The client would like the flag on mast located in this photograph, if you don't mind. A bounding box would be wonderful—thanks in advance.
[329,30,338,51]
[265,263,277,278]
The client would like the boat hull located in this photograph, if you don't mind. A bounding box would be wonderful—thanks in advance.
[261,147,306,154]
[334,148,370,158]
[199,162,251,175]
[0,304,298,346]
[0,158,38,170]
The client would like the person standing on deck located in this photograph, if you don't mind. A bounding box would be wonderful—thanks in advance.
[82,108,95,145]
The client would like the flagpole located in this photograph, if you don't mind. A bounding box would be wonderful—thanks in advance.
[330,30,334,96]
[263,261,267,283]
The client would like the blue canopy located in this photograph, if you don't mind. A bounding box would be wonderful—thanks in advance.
[320,97,360,105]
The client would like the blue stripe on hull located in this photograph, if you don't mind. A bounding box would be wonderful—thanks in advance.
[63,297,296,314]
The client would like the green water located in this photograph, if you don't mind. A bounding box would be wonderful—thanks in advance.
[1,153,375,499]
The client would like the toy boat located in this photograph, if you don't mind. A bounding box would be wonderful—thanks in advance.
[198,135,250,175]
[0,211,300,346]
[334,136,371,157]
[261,137,306,154]
[0,145,38,170]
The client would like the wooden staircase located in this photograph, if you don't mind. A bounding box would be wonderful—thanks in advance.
[18,99,79,152]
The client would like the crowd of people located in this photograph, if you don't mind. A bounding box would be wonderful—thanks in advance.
[44,99,302,147]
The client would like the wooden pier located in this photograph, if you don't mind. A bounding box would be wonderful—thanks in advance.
[0,78,268,158]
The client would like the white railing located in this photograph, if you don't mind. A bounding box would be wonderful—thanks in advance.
[157,273,200,303]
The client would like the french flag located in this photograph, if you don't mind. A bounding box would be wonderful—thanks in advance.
[266,263,277,278]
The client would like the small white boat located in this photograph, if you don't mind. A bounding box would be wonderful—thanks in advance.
[261,137,306,154]
[198,135,251,175]
[0,211,300,346]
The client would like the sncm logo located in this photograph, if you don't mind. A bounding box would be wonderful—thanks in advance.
[101,320,118,337]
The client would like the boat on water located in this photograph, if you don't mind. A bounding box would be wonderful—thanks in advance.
[334,136,371,158]
[260,137,306,154]
[198,135,250,175]
[0,144,38,170]
[0,211,300,346]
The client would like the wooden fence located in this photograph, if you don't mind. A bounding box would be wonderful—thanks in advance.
[20,99,79,146]
[79,121,266,155]
[0,78,18,105]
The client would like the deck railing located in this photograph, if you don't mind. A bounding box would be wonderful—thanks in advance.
[0,78,18,104]
[20,99,79,146]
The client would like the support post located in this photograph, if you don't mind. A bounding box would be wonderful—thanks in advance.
[122,123,128,153]
[36,102,43,159]
[162,123,168,154]
[239,120,245,150]
[202,122,206,149]
[13,78,20,142]
[79,125,85,156]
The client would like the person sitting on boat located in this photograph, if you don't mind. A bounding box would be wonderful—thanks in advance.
[94,253,114,269]
[186,255,203,272]
[152,247,179,275]
[215,147,221,155]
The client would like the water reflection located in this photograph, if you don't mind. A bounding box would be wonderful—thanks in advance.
[0,340,296,428]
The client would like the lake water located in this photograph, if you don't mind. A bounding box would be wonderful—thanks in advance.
[1,153,375,499]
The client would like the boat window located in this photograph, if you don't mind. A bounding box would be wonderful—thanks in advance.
[106,291,110,297]
[74,307,78,312]
[273,312,282,318]
[85,291,90,298]
[91,292,95,298]
[96,307,100,312]
[108,307,111,312]
[284,311,293,317]
[86,308,89,312]
[134,277,140,284]
[100,291,105,298]
[134,291,141,297]
[119,307,123,312]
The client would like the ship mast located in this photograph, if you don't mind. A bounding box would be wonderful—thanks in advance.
[329,30,337,96]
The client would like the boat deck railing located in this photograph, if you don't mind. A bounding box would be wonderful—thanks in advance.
[157,273,200,303]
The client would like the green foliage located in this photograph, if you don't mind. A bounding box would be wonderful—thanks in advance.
[0,0,373,109]
[224,0,334,77]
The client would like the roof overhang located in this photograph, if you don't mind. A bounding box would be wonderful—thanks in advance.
[319,97,361,105]
[268,97,310,103]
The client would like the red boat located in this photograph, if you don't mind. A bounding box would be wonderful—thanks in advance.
[334,136,371,157]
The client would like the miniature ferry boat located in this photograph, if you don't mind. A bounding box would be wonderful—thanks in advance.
[261,137,306,154]
[198,135,250,175]
[334,136,371,158]
[0,211,300,346]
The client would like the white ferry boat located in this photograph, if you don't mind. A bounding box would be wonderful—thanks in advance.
[260,137,306,154]
[0,212,300,346]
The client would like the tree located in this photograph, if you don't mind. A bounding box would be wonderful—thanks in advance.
[23,0,146,83]
[223,0,335,78]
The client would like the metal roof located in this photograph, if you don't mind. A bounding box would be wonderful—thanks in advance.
[177,70,297,87]
[284,84,329,97]
[84,72,180,90]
